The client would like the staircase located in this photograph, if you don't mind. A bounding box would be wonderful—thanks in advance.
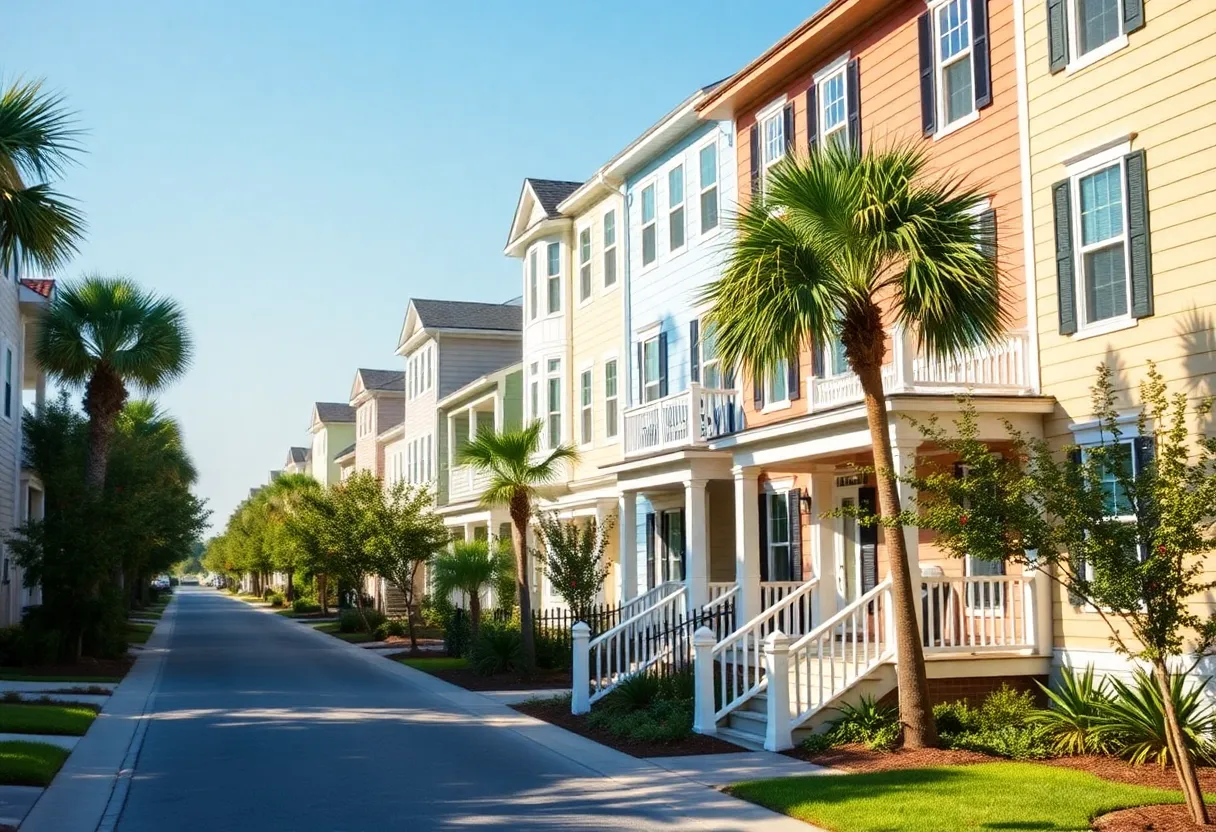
[383,583,410,618]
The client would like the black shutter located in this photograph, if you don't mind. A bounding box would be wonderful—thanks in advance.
[689,320,701,384]
[659,512,670,582]
[972,0,992,109]
[753,370,765,409]
[636,341,645,403]
[788,489,803,582]
[846,58,861,149]
[788,353,801,400]
[783,103,795,156]
[657,331,669,398]
[1134,436,1157,561]
[1123,0,1145,33]
[978,208,997,260]
[1047,0,1069,74]
[806,86,818,151]
[749,125,761,197]
[811,343,825,378]
[917,13,936,136]
[859,486,879,592]
[1125,150,1153,319]
[757,494,769,582]
[645,512,656,590]
[679,508,687,581]
[1052,180,1077,335]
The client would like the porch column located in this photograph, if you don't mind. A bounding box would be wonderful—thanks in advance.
[618,491,637,601]
[810,470,838,621]
[733,465,762,623]
[889,441,922,630]
[594,500,615,605]
[684,478,709,612]
[35,372,46,416]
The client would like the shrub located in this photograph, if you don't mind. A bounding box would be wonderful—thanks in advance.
[978,684,1037,731]
[935,686,1053,760]
[291,598,321,615]
[444,609,471,658]
[268,592,285,608]
[470,623,522,677]
[934,700,980,736]
[603,673,662,714]
[826,696,901,751]
[588,697,694,743]
[799,731,836,754]
[420,594,455,629]
[338,608,385,634]
[384,618,407,638]
[1032,666,1113,755]
[1093,667,1216,767]
[533,629,570,671]
[656,667,695,703]
[948,724,1054,759]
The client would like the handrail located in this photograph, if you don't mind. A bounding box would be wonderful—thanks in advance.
[920,574,1031,651]
[585,585,688,705]
[703,583,738,613]
[619,580,680,621]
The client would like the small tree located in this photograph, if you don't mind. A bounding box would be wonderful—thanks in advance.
[902,363,1215,825]
[534,512,612,623]
[430,540,512,638]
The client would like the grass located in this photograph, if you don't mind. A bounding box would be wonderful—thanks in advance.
[0,702,98,736]
[125,623,155,645]
[0,741,70,786]
[129,609,162,620]
[312,622,372,643]
[728,762,1186,832]
[397,657,468,672]
[0,671,122,683]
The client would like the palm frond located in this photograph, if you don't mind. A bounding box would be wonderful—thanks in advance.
[0,182,84,273]
[0,79,82,184]
[459,421,578,509]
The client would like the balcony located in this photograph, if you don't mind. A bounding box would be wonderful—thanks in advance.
[448,463,492,505]
[623,384,742,458]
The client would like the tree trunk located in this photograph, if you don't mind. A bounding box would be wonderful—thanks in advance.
[510,495,536,671]
[1152,659,1209,824]
[83,365,127,591]
[285,569,294,603]
[856,357,938,749]
[318,573,329,615]
[404,566,419,651]
[469,589,482,639]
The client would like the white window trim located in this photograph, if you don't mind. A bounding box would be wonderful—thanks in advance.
[641,335,662,404]
[756,96,788,195]
[1065,0,1129,75]
[545,357,563,448]
[695,135,721,238]
[578,363,594,449]
[576,223,594,308]
[929,0,979,140]
[638,178,659,272]
[761,358,792,413]
[528,248,539,321]
[666,161,687,256]
[814,53,851,150]
[1067,140,1134,338]
[602,351,620,443]
[602,207,620,291]
[545,241,563,317]
[763,488,793,581]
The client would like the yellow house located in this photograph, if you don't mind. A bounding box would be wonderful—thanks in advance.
[1023,0,1216,687]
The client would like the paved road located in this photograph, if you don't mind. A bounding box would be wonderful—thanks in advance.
[116,589,790,832]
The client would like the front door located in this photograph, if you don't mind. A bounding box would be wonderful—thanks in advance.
[837,491,863,606]
[660,509,685,583]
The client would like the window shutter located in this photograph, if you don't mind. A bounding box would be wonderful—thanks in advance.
[636,341,645,403]
[788,353,801,400]
[846,58,861,149]
[917,13,936,136]
[1052,180,1078,335]
[645,512,656,591]
[659,512,670,583]
[971,0,992,109]
[1047,0,1069,73]
[689,320,701,384]
[1125,150,1153,319]
[787,489,803,582]
[978,208,997,260]
[783,103,795,155]
[658,331,669,398]
[1123,0,1145,33]
[752,370,765,409]
[1134,435,1157,562]
[858,486,879,592]
[811,343,825,378]
[806,86,818,151]
[749,125,761,197]
[757,494,769,582]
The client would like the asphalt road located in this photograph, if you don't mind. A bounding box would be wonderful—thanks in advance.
[115,588,779,832]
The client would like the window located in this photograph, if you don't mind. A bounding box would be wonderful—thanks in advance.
[766,492,792,581]
[699,143,719,233]
[760,105,786,193]
[578,227,592,302]
[661,509,685,582]
[580,369,593,445]
[641,184,656,266]
[1075,161,1129,326]
[766,357,790,405]
[604,359,619,438]
[529,250,538,320]
[934,0,975,128]
[818,65,849,149]
[1074,0,1122,57]
[546,242,561,314]
[668,164,685,252]
[529,362,539,421]
[603,210,618,286]
[699,320,722,388]
[546,358,561,448]
[642,337,661,403]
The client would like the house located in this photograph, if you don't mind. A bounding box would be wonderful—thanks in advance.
[282,447,310,477]
[349,368,404,477]
[1021,0,1216,695]
[307,402,356,488]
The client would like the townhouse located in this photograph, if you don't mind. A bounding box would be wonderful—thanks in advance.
[306,402,355,488]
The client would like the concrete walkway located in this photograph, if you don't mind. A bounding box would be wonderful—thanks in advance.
[0,785,43,828]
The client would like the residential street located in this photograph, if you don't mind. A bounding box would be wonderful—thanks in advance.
[115,589,798,832]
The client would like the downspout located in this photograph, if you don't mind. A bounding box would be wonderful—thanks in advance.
[1012,0,1041,394]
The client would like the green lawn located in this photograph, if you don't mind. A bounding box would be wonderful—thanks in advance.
[129,609,163,620]
[126,623,156,645]
[312,622,372,643]
[0,741,70,786]
[398,657,467,672]
[0,702,98,736]
[728,762,1186,832]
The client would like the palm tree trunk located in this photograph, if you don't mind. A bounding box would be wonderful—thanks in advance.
[510,495,536,671]
[469,590,482,639]
[1152,659,1209,824]
[285,569,294,603]
[856,359,938,749]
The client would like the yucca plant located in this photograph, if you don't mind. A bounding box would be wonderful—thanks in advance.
[1032,666,1114,755]
[1093,667,1216,768]
[827,695,901,750]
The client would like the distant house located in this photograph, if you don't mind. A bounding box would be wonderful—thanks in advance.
[307,402,355,488]
[282,447,310,476]
[348,368,404,479]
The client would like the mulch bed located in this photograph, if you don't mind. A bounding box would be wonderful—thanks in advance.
[513,698,743,758]
[1094,805,1213,831]
[399,662,572,692]
[786,743,994,772]
[0,656,134,681]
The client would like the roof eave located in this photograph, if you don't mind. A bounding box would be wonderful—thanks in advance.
[504,216,571,257]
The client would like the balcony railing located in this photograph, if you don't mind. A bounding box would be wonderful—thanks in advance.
[448,463,492,504]
[623,384,741,458]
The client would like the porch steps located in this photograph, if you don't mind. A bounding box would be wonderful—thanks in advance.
[384,585,410,618]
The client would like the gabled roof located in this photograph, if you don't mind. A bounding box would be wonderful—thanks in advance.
[527,178,582,217]
[413,299,522,332]
[350,368,404,404]
[334,443,356,463]
[313,402,355,425]
[505,178,583,251]
[285,447,308,465]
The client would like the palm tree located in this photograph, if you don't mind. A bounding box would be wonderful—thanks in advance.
[37,276,192,492]
[262,473,320,603]
[460,421,578,667]
[430,539,512,638]
[702,142,1005,749]
[0,79,85,274]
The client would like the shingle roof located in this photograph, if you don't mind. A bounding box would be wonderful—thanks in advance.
[314,402,355,423]
[526,178,582,218]
[334,443,356,461]
[358,368,404,392]
[287,447,308,464]
[19,278,54,298]
[412,299,522,332]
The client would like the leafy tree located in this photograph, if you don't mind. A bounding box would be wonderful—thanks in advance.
[534,512,612,623]
[261,473,320,602]
[459,421,578,669]
[430,540,512,638]
[701,143,1004,748]
[902,364,1215,823]
[0,79,85,273]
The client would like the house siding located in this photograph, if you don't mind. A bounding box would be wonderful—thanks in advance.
[437,335,521,400]
[0,281,27,624]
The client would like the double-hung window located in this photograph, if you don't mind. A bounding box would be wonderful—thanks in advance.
[699,320,723,389]
[579,369,593,446]
[1075,160,1130,326]
[759,106,786,194]
[529,362,539,422]
[934,0,975,129]
[642,337,661,403]
[529,250,538,320]
[546,242,561,314]
[668,164,685,252]
[546,358,562,448]
[699,143,719,233]
[603,210,618,287]
[1072,0,1123,59]
[604,359,619,439]
[640,184,657,266]
[766,357,790,405]
[578,227,592,303]
[818,65,849,149]
[766,492,792,581]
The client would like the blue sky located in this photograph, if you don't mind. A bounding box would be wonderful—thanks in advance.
[4,1,818,532]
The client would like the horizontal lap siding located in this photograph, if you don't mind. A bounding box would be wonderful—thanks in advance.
[437,336,521,400]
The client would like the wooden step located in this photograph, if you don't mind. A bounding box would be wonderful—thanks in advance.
[714,725,767,752]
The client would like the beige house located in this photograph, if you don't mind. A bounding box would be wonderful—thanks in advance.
[307,402,355,488]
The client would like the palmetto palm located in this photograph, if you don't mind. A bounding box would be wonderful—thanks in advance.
[430,539,512,638]
[0,80,85,273]
[37,275,192,491]
[460,420,578,667]
[703,142,1005,748]
[262,473,321,602]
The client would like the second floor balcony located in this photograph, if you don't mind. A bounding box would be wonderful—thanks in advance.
[623,384,742,457]
[448,463,493,504]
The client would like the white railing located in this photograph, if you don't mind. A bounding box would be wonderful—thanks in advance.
[788,579,894,728]
[810,364,898,411]
[711,577,818,722]
[921,575,1032,652]
[623,384,741,457]
[448,464,492,504]
[703,583,740,639]
[761,581,805,611]
[577,585,688,707]
[619,580,682,622]
[707,582,736,607]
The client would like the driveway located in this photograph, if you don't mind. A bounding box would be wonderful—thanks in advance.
[114,589,806,831]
